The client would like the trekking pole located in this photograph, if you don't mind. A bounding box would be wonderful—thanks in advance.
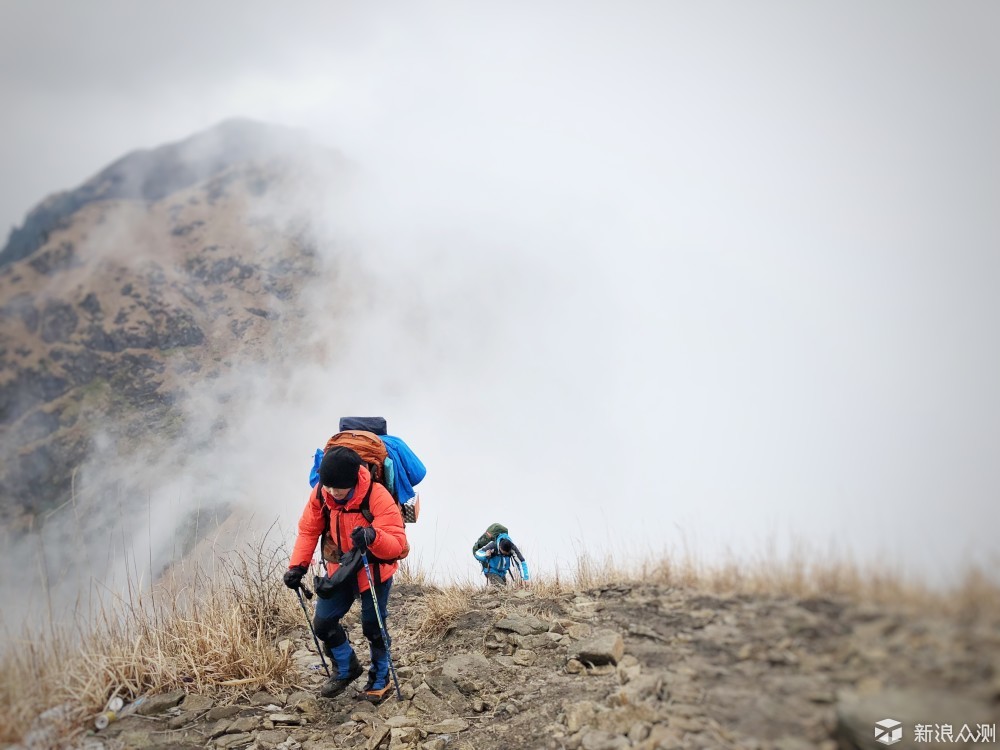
[360,551,403,701]
[295,582,331,678]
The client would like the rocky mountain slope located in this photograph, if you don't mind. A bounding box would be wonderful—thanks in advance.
[15,580,998,750]
[0,120,341,530]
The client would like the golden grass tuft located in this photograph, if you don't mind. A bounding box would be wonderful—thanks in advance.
[0,537,302,746]
[408,583,479,642]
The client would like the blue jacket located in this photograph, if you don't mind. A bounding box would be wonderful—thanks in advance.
[474,533,530,580]
[381,435,426,502]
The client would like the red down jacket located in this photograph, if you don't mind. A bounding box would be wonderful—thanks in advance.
[289,466,407,592]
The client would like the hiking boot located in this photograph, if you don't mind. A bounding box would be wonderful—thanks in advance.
[320,653,364,698]
[355,645,391,702]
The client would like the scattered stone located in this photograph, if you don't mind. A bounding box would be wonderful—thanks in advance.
[616,654,642,684]
[392,726,421,744]
[440,653,490,681]
[574,630,625,666]
[207,719,233,738]
[269,713,303,725]
[216,732,253,748]
[386,715,419,728]
[423,674,463,701]
[627,721,651,743]
[585,664,617,676]
[293,697,321,721]
[411,685,448,714]
[495,615,549,635]
[513,648,537,666]
[609,674,662,705]
[564,700,599,733]
[228,715,261,733]
[425,718,470,733]
[366,724,390,749]
[207,705,243,721]
[580,729,630,750]
[541,632,565,647]
[627,624,666,642]
[180,694,215,712]
[257,729,290,747]
[351,703,378,720]
[251,691,282,706]
[137,689,186,715]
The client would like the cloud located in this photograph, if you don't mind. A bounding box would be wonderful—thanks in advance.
[1,1,999,633]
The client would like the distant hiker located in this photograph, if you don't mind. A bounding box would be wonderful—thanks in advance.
[284,446,408,702]
[472,523,530,586]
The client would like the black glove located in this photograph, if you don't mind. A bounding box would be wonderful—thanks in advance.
[350,526,376,550]
[283,565,307,590]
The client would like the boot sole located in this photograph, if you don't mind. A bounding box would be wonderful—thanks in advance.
[358,685,394,704]
[319,664,365,698]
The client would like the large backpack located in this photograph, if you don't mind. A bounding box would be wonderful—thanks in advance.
[473,523,509,556]
[310,417,424,524]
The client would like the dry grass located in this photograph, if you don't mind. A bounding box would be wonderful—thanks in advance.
[0,536,302,746]
[407,583,479,642]
[403,548,1000,643]
[4,536,997,746]
[636,550,998,618]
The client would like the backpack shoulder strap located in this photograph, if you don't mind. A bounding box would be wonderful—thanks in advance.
[341,479,375,523]
[316,484,330,535]
[360,481,375,524]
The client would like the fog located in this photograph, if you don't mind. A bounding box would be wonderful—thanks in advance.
[1,1,999,618]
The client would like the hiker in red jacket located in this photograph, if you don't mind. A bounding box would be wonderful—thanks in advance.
[283,447,407,701]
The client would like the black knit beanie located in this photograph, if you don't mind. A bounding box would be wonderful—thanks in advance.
[319,446,363,489]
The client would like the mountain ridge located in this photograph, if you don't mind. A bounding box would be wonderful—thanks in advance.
[0,120,341,529]
[0,118,318,268]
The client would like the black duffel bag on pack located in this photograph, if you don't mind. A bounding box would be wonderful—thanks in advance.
[338,416,387,436]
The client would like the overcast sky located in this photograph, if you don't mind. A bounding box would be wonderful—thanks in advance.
[2,1,999,590]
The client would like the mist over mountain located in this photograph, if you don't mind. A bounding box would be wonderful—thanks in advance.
[0,118,343,539]
[4,9,1000,632]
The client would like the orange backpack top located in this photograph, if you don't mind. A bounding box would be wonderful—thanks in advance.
[324,430,389,484]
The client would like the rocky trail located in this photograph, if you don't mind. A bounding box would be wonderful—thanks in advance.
[38,581,998,750]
